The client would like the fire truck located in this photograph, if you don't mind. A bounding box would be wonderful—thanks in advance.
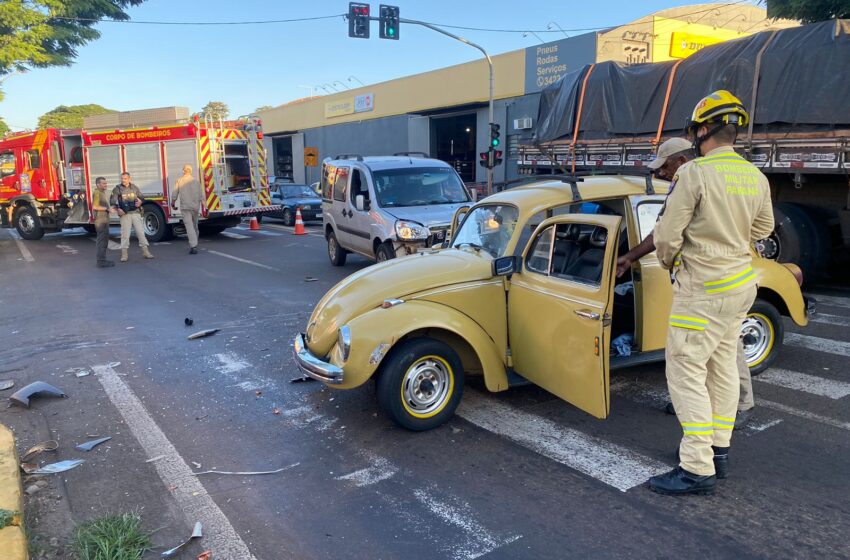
[0,111,280,241]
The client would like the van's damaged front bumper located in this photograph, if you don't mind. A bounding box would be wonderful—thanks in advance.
[293,333,343,384]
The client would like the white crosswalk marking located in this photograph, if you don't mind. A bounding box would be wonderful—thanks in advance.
[755,368,850,399]
[810,313,850,327]
[785,332,850,357]
[808,294,850,309]
[220,231,250,239]
[457,390,669,492]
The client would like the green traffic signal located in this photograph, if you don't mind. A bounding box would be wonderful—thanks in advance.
[491,138,500,147]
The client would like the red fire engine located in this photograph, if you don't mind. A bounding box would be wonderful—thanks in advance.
[0,113,279,240]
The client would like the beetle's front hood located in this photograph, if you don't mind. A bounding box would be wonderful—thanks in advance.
[306,249,493,355]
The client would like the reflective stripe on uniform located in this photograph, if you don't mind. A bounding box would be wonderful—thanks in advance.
[669,315,709,331]
[681,422,713,435]
[713,415,735,430]
[704,267,756,294]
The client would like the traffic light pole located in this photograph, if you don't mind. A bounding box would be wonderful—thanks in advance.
[394,17,495,193]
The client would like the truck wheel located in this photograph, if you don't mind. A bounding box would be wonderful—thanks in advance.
[327,230,347,266]
[742,299,784,376]
[376,338,465,431]
[375,242,395,262]
[771,203,830,280]
[14,205,44,240]
[142,205,173,243]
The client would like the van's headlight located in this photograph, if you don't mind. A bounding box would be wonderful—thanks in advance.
[338,325,351,361]
[395,220,429,241]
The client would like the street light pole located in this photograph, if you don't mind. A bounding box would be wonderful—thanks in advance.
[395,17,495,193]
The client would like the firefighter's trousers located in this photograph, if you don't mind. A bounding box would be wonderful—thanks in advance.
[181,208,199,249]
[666,285,757,476]
[119,211,149,249]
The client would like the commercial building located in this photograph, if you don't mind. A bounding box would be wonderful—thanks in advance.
[258,4,794,187]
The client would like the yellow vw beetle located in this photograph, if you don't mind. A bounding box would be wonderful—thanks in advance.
[294,175,810,430]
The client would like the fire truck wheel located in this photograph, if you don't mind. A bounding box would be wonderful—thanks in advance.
[142,204,173,243]
[14,205,44,240]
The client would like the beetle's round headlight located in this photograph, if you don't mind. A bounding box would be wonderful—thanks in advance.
[338,325,351,361]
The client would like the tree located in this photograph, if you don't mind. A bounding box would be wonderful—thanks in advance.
[766,0,850,23]
[200,101,230,121]
[0,117,9,135]
[255,105,274,113]
[0,1,145,78]
[38,104,116,129]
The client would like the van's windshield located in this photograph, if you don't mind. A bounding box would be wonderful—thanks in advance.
[372,167,469,208]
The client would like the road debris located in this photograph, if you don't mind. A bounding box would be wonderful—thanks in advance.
[9,381,66,407]
[304,276,318,282]
[145,455,166,463]
[76,437,112,451]
[290,376,315,384]
[20,462,38,474]
[191,462,202,469]
[197,551,212,560]
[188,328,219,340]
[31,459,85,474]
[192,464,299,476]
[0,380,14,391]
[107,361,121,368]
[272,407,282,415]
[22,440,59,461]
[161,521,203,558]
[255,390,262,397]
[185,317,194,326]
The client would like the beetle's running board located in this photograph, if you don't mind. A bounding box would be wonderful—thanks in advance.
[507,370,533,387]
[610,350,666,371]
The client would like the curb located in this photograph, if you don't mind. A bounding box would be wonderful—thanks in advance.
[0,424,28,560]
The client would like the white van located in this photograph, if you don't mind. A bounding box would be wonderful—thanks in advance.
[321,154,472,265]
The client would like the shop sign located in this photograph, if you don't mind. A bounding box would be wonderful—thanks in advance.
[669,31,723,58]
[325,98,355,118]
[354,93,374,113]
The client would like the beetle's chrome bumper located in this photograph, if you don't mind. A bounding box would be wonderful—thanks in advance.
[293,333,343,384]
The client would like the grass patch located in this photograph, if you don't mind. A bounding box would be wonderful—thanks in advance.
[0,508,17,529]
[73,512,152,560]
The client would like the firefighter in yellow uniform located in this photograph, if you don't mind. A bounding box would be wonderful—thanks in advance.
[648,91,775,495]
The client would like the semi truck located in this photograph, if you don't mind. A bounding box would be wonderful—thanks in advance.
[518,19,850,281]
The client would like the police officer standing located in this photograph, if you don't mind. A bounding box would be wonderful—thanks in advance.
[648,91,774,495]
[92,176,115,268]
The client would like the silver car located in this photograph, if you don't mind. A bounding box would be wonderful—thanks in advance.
[321,155,472,265]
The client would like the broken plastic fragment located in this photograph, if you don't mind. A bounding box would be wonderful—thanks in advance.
[31,459,84,474]
[22,440,59,462]
[9,382,66,408]
[188,329,219,340]
[0,380,15,391]
[76,437,112,451]
[107,362,121,368]
[290,376,315,384]
[185,317,194,326]
[75,370,91,378]
[192,463,299,476]
[197,551,212,560]
[161,521,203,558]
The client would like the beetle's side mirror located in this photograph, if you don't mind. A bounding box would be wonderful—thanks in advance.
[492,256,519,277]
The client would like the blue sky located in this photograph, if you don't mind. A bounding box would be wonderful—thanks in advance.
[1,0,755,129]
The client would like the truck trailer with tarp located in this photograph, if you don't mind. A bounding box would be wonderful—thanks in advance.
[520,19,850,279]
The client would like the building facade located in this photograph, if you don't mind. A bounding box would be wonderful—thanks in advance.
[258,4,794,188]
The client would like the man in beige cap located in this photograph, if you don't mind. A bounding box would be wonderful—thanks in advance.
[616,137,756,432]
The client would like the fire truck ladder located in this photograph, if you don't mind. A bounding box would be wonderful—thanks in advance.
[205,114,227,197]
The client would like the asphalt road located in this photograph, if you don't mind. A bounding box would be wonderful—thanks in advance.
[1,220,849,560]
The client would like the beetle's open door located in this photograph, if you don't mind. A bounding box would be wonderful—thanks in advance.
[507,214,620,418]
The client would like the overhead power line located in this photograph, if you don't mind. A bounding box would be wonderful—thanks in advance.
[50,14,346,26]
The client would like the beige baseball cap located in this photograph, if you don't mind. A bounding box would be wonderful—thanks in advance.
[648,137,692,170]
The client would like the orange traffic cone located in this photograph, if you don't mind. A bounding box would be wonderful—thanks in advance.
[249,216,260,231]
[293,207,306,235]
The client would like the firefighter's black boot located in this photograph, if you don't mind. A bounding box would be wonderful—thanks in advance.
[648,467,716,496]
[712,446,729,479]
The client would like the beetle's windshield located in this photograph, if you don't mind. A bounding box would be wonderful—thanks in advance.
[451,205,519,258]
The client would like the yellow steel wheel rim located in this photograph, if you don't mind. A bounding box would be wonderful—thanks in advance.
[400,355,454,419]
[741,312,775,368]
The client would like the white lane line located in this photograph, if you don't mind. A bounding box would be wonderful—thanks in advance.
[250,230,284,237]
[412,488,522,560]
[205,250,280,272]
[785,332,850,357]
[757,398,850,432]
[335,454,398,487]
[810,313,850,327]
[220,231,250,240]
[807,294,850,309]
[457,390,669,492]
[755,368,850,399]
[93,364,257,560]
[8,230,34,262]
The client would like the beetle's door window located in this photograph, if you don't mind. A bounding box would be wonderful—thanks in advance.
[526,222,609,288]
[525,225,554,274]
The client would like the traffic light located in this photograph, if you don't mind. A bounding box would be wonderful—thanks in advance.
[348,2,370,39]
[479,151,491,169]
[379,5,400,40]
[489,123,501,148]
[492,149,503,167]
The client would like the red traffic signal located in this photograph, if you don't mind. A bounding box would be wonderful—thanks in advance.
[348,2,370,39]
